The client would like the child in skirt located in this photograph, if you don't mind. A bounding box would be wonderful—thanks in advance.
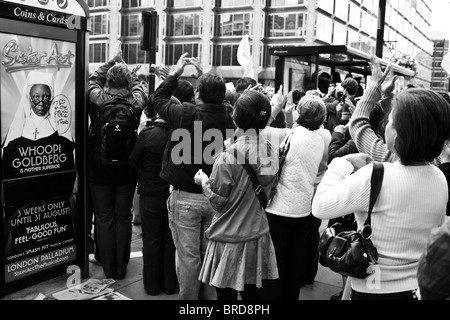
[194,90,279,300]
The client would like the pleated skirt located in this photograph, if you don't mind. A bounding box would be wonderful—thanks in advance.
[199,232,279,291]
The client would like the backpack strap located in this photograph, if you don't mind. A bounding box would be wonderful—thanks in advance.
[225,148,268,209]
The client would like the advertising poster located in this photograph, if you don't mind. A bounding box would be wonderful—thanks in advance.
[1,33,77,283]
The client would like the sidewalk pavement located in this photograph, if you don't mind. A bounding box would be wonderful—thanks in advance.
[1,220,343,301]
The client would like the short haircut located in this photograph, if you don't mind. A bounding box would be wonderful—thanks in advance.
[196,72,226,104]
[392,88,450,165]
[225,90,241,106]
[292,89,305,104]
[296,94,327,130]
[107,64,132,89]
[173,80,194,103]
[233,91,271,131]
[235,77,257,93]
[341,77,359,96]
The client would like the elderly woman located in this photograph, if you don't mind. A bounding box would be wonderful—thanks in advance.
[312,56,450,300]
[260,94,327,300]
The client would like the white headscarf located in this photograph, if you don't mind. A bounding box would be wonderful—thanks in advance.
[3,71,72,147]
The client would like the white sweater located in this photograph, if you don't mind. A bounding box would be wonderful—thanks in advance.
[266,126,324,218]
[312,158,447,294]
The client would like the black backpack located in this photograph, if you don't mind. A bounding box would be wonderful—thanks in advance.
[89,97,139,166]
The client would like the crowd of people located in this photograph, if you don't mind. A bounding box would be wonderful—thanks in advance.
[87,49,450,300]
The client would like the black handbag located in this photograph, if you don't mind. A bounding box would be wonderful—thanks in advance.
[318,162,384,279]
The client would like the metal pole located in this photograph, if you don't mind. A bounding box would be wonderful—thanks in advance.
[141,10,158,94]
[376,0,387,58]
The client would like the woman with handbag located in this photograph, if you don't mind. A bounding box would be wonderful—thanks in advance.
[312,55,450,300]
[193,90,279,300]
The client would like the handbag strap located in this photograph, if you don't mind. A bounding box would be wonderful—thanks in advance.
[277,131,294,179]
[364,162,384,227]
[225,148,268,209]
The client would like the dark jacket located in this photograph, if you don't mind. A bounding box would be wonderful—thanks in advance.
[324,97,340,133]
[128,120,170,198]
[87,59,146,185]
[152,75,234,193]
[328,128,358,164]
[438,162,450,216]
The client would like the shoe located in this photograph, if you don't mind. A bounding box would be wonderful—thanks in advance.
[330,292,343,300]
[88,253,101,264]
[162,288,176,295]
[114,272,126,280]
[146,290,160,296]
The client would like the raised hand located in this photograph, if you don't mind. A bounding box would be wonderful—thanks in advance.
[187,57,203,79]
[369,55,391,88]
[131,64,142,75]
[156,65,171,80]
[381,67,398,98]
[173,52,190,76]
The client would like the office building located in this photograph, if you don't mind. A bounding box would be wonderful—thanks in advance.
[88,0,434,88]
[430,34,449,92]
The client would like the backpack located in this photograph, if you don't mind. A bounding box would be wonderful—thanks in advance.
[88,97,139,166]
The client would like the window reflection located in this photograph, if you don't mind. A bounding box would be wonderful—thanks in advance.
[268,13,306,37]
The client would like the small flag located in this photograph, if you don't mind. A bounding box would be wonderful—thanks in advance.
[237,34,254,79]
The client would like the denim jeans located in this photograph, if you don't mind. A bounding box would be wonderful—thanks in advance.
[89,182,135,278]
[167,189,217,300]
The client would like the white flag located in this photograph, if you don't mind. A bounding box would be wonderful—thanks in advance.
[237,34,254,79]
[442,51,450,75]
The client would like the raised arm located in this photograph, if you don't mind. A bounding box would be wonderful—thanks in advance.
[152,53,191,128]
[348,55,397,162]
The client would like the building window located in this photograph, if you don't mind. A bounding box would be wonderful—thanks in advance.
[123,43,147,64]
[333,21,347,45]
[219,13,251,36]
[89,43,108,63]
[334,0,349,21]
[168,0,202,7]
[90,14,109,36]
[122,0,141,8]
[316,13,332,43]
[221,0,252,6]
[88,0,109,8]
[268,13,306,37]
[168,14,201,36]
[214,44,242,66]
[166,43,200,65]
[270,0,305,6]
[122,15,140,36]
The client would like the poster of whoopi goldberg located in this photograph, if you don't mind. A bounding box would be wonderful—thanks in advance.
[1,33,77,283]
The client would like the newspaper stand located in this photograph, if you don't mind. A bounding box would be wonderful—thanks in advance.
[0,0,90,296]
